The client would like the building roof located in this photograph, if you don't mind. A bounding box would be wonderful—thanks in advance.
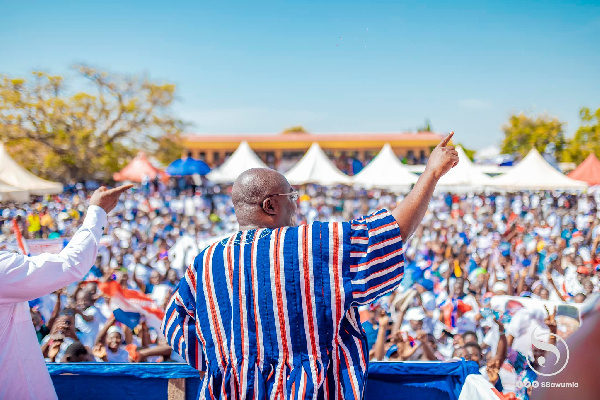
[184,131,445,150]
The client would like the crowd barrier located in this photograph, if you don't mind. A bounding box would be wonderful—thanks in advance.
[48,360,479,400]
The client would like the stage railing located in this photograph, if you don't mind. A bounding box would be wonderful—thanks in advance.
[48,360,479,400]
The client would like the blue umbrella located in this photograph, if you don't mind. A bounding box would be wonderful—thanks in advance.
[166,157,211,176]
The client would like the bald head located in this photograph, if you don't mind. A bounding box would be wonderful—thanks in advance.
[232,168,297,230]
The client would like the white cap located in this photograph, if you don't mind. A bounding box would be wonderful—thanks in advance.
[107,325,124,339]
[405,307,426,321]
[492,282,509,294]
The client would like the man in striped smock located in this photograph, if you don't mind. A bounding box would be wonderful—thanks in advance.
[163,133,459,399]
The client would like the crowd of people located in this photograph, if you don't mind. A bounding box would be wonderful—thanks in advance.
[1,182,599,400]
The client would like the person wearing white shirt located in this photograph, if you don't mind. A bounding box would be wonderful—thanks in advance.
[0,184,131,400]
[74,290,107,350]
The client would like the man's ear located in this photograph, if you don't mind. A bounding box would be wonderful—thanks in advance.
[262,198,277,216]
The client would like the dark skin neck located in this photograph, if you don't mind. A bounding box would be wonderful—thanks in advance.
[239,223,262,231]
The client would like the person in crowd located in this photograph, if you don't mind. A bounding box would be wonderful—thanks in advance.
[93,316,132,362]
[74,284,107,350]
[62,342,94,363]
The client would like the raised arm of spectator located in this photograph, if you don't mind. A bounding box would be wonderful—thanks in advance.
[122,325,134,345]
[494,317,508,367]
[373,311,390,361]
[516,269,528,295]
[95,315,116,346]
[416,330,437,361]
[132,267,146,293]
[391,132,458,239]
[417,292,434,319]
[546,270,566,302]
[47,288,63,331]
[544,305,558,346]
[391,302,407,336]
[529,254,538,278]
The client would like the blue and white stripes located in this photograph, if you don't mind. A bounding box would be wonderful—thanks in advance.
[162,209,404,399]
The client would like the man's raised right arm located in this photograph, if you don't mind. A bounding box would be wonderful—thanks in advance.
[391,132,459,239]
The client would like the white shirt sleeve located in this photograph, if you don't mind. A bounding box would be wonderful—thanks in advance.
[0,205,107,303]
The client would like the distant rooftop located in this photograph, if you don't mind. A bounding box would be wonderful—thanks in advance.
[184,131,445,144]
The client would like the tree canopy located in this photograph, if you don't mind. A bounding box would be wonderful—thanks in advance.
[500,109,600,164]
[563,107,600,164]
[282,126,308,134]
[0,66,184,181]
[500,113,566,160]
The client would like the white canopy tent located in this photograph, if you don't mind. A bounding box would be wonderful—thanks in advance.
[352,144,418,192]
[0,181,29,202]
[206,141,268,184]
[285,142,352,186]
[0,144,63,195]
[492,149,588,191]
[435,146,497,192]
[405,164,512,176]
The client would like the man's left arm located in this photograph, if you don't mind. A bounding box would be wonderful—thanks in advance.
[344,209,406,306]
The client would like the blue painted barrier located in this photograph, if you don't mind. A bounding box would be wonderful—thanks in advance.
[48,360,479,400]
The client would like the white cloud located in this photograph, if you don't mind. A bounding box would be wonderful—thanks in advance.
[458,99,492,110]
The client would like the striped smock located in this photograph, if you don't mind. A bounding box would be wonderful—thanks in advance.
[162,209,404,400]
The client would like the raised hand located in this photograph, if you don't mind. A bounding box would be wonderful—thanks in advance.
[415,330,428,342]
[425,132,459,179]
[89,184,133,214]
[48,340,63,361]
[486,358,500,384]
[93,343,107,359]
[544,305,558,334]
[378,309,390,328]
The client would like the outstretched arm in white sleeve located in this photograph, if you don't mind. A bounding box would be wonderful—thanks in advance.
[0,184,132,304]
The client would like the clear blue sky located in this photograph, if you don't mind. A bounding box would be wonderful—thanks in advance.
[1,0,599,149]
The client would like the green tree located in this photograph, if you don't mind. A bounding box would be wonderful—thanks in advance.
[564,107,600,164]
[457,143,476,161]
[500,113,566,160]
[282,126,307,134]
[0,65,184,181]
[153,132,185,166]
[417,118,432,132]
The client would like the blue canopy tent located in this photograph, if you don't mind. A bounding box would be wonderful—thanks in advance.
[166,157,211,176]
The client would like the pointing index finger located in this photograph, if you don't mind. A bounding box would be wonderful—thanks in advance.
[438,131,454,147]
[107,184,134,195]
